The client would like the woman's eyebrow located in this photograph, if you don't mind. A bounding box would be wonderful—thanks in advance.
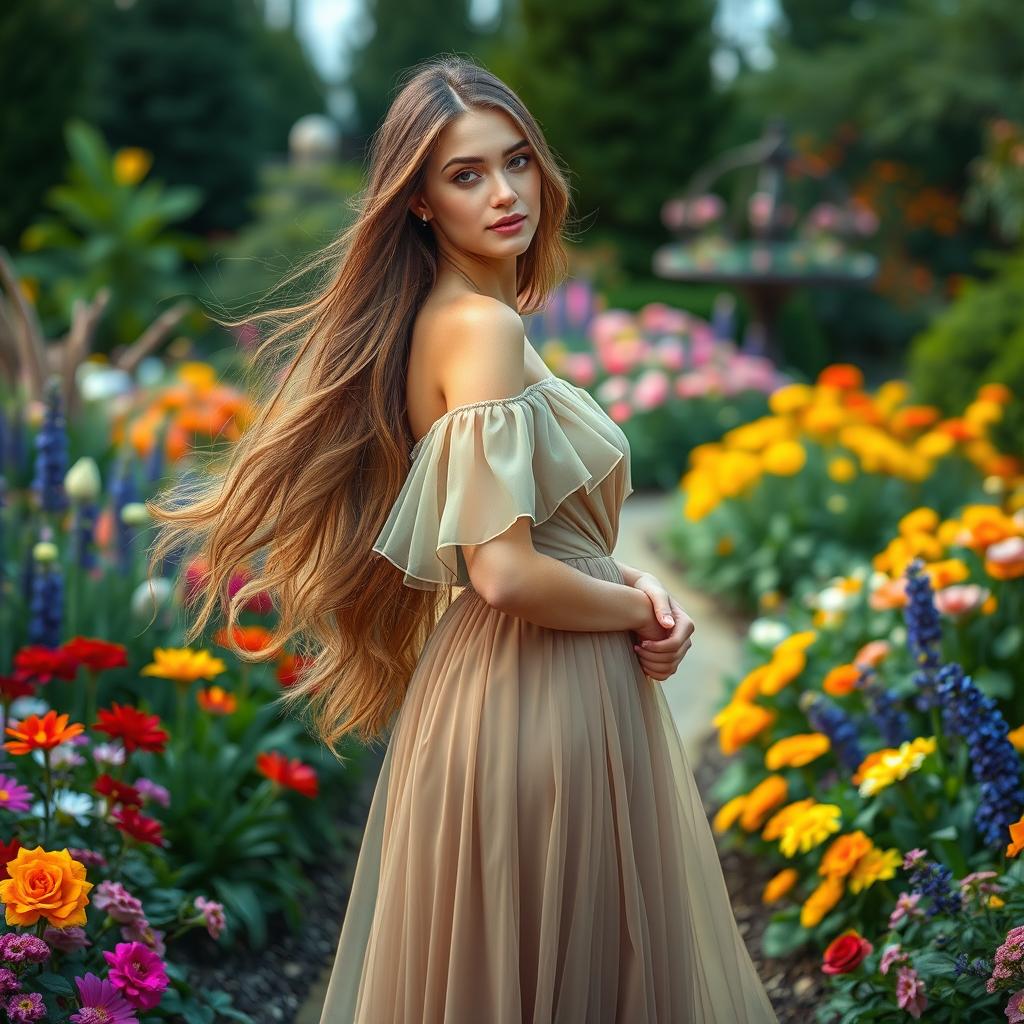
[441,138,529,173]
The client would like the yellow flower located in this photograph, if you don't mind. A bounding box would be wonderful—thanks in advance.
[762,440,807,476]
[800,874,845,928]
[769,383,815,416]
[762,798,816,841]
[141,647,227,684]
[113,147,153,186]
[716,535,735,556]
[774,630,818,656]
[714,450,762,496]
[1009,723,1024,752]
[802,403,846,435]
[765,733,831,770]
[898,507,939,536]
[989,894,1006,908]
[964,399,1003,429]
[858,737,936,797]
[177,362,218,391]
[0,846,94,929]
[915,431,955,459]
[848,846,901,894]
[711,700,776,756]
[712,795,748,833]
[924,558,970,589]
[780,803,842,858]
[827,457,857,483]
[762,867,799,903]
[739,775,790,831]
[734,664,771,702]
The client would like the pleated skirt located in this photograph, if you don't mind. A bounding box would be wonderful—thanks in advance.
[319,553,778,1023]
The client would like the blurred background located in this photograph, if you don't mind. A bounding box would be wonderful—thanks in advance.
[3,3,1024,1021]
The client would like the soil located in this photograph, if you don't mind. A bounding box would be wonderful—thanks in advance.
[693,729,836,1024]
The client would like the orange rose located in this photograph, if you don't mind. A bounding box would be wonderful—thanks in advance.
[0,846,93,929]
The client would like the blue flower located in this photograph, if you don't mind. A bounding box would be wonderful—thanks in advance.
[30,378,69,515]
[855,665,912,746]
[936,661,1024,848]
[903,558,943,711]
[904,854,963,917]
[798,691,865,772]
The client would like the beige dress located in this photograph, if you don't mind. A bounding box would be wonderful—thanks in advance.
[319,375,778,1023]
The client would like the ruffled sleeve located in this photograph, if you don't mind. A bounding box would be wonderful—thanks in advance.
[371,377,628,590]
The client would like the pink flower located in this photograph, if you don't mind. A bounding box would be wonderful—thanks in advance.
[903,848,928,870]
[608,400,633,424]
[1005,989,1024,1023]
[637,303,690,334]
[880,943,910,976]
[92,880,146,925]
[101,941,169,1010]
[688,193,725,228]
[896,965,928,1019]
[70,972,138,1024]
[564,279,593,328]
[888,891,924,929]
[934,584,990,618]
[562,353,597,387]
[194,895,227,940]
[596,375,631,405]
[43,925,91,953]
[0,774,32,814]
[632,370,671,411]
[653,338,686,372]
[748,191,774,231]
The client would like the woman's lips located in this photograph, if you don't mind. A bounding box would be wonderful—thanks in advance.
[489,215,526,234]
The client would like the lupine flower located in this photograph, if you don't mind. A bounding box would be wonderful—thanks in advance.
[31,378,70,515]
[903,559,943,711]
[937,661,1024,847]
[799,692,865,772]
[109,458,140,572]
[70,972,138,1024]
[855,665,912,746]
[953,952,994,979]
[27,534,63,649]
[903,851,963,917]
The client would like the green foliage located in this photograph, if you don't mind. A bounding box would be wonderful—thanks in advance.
[13,119,206,352]
[507,0,729,279]
[0,0,92,247]
[909,247,1024,451]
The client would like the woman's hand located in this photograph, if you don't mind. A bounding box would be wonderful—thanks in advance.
[629,573,695,682]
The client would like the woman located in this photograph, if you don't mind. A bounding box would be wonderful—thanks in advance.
[147,55,778,1023]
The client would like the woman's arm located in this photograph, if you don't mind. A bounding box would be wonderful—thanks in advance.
[613,558,644,588]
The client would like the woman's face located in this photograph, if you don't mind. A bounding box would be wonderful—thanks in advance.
[414,108,541,259]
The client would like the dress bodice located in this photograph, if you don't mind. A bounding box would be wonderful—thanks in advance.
[371,376,633,590]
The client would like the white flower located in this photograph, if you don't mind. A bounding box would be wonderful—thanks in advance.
[31,791,94,826]
[748,618,789,648]
[65,457,102,502]
[817,586,852,613]
[9,697,50,720]
[131,578,173,619]
[92,742,127,767]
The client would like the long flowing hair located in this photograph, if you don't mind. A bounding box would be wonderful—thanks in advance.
[145,55,574,762]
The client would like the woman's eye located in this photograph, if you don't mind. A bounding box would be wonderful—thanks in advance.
[454,154,530,184]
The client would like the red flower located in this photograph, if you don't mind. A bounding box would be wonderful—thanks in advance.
[111,805,166,847]
[62,637,128,673]
[276,652,313,689]
[256,751,318,798]
[822,929,873,975]
[0,676,36,701]
[93,774,142,807]
[12,646,79,685]
[94,703,169,754]
[0,838,22,879]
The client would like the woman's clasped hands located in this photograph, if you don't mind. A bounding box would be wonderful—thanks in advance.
[629,572,695,682]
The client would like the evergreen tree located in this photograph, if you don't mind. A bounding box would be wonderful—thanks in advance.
[507,0,729,278]
[0,0,92,246]
[346,1,488,140]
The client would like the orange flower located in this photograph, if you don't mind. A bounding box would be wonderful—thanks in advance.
[762,868,799,903]
[801,874,845,928]
[978,382,1013,404]
[739,775,790,832]
[0,846,93,929]
[1007,815,1024,858]
[853,639,890,668]
[712,700,777,756]
[4,710,84,755]
[823,664,860,697]
[213,624,274,653]
[852,749,893,787]
[734,664,771,702]
[197,685,238,715]
[760,649,807,696]
[713,795,747,833]
[819,831,873,878]
[817,364,863,390]
[984,537,1024,581]
[765,733,831,770]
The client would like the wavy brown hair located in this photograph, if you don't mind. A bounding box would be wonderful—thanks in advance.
[145,55,574,763]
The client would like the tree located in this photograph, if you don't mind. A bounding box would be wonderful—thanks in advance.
[506,0,729,278]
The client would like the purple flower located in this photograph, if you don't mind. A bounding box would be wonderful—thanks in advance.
[133,778,170,808]
[70,972,138,1024]
[43,924,92,953]
[0,933,50,965]
[0,774,33,814]
[902,848,928,870]
[65,847,109,869]
[0,967,19,994]
[904,854,964,917]
[92,880,146,925]
[903,559,943,711]
[5,990,45,1023]
[119,920,165,957]
[1006,989,1024,1023]
[31,378,70,516]
[102,941,169,1011]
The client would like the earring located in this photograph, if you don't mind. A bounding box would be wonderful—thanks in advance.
[421,213,428,223]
